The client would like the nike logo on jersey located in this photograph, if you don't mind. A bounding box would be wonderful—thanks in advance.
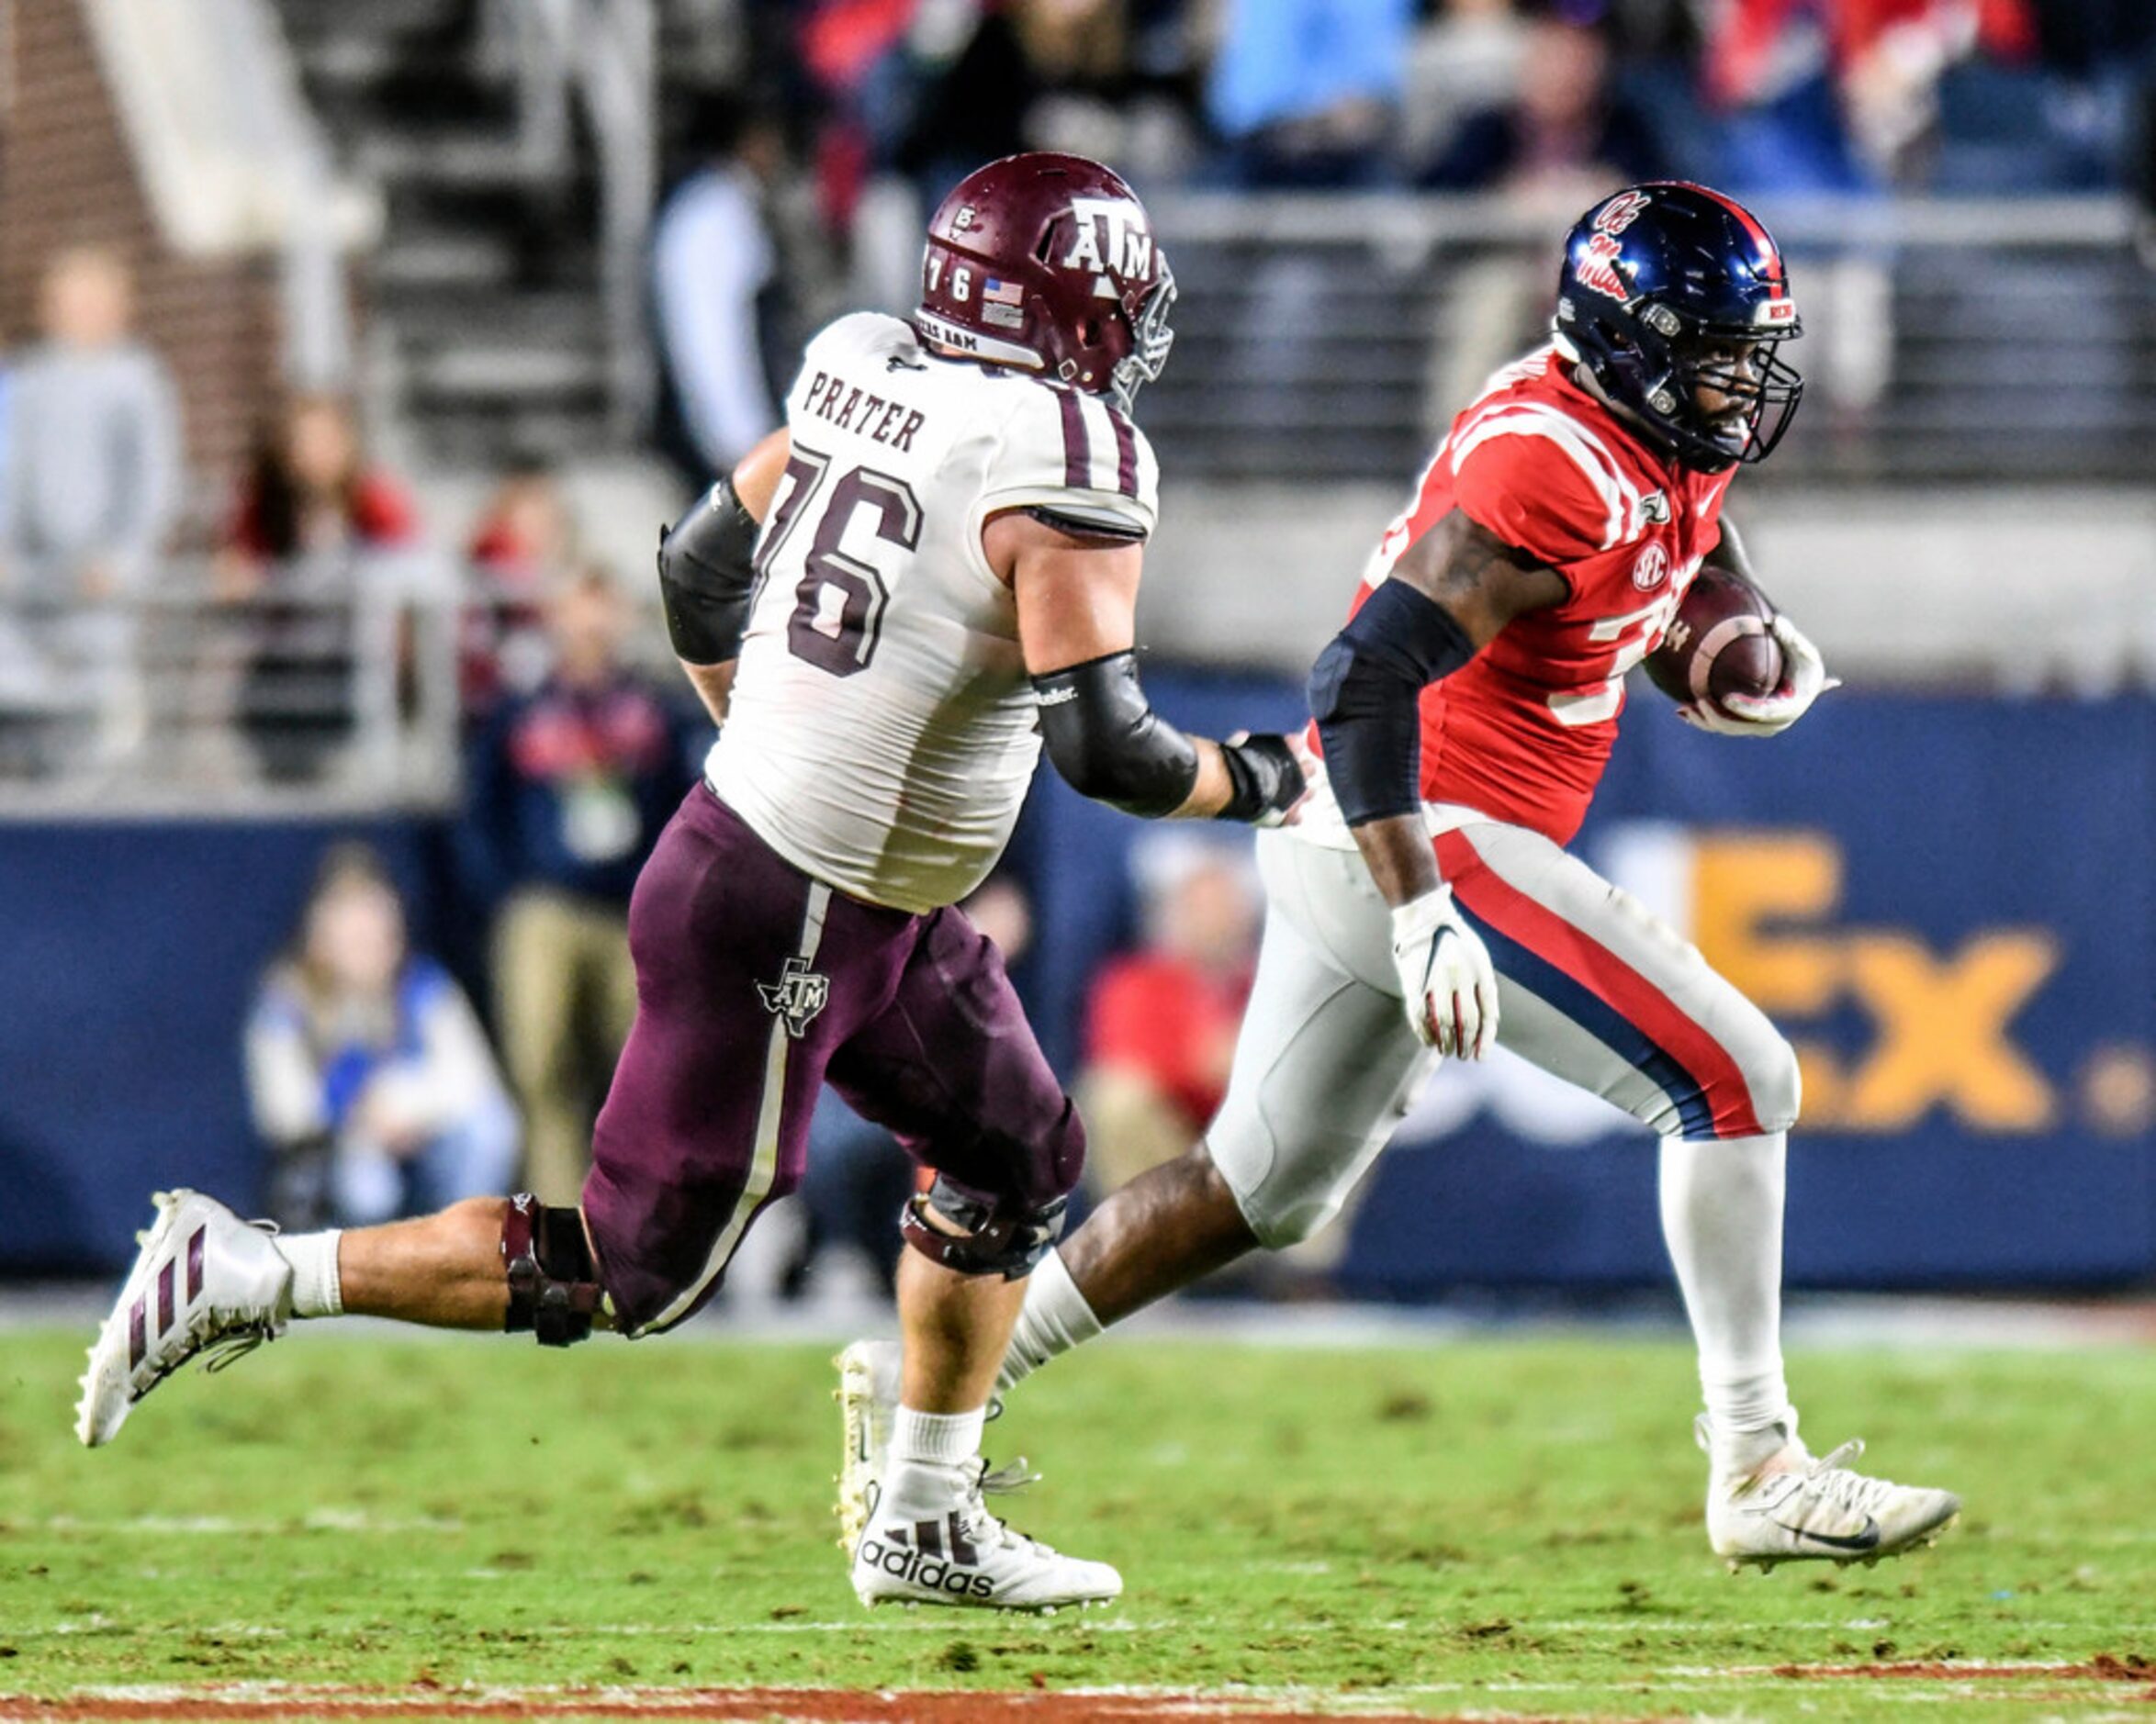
[1772,1516,1881,1553]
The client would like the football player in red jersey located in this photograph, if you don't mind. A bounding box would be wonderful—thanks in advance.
[842,183,1959,1574]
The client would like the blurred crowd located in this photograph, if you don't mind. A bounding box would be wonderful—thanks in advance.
[0,243,688,783]
[5,1,2150,762]
[6,0,2151,749]
[0,244,731,1265]
[647,0,2156,484]
[716,0,2152,202]
[4,0,2154,1297]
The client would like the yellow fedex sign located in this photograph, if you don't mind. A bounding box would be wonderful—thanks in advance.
[1690,833,2061,1133]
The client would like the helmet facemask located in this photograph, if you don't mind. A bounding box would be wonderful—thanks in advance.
[1107,261,1177,415]
[1654,317,1803,467]
[1579,299,1803,471]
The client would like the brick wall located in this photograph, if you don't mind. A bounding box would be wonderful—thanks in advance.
[0,0,285,529]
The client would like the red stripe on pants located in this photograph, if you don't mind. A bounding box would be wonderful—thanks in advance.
[1435,829,1765,1137]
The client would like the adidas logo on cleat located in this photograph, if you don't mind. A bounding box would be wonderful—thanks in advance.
[859,1516,994,1600]
[858,1540,994,1600]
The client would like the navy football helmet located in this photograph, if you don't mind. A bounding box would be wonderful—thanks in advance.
[1553,182,1802,472]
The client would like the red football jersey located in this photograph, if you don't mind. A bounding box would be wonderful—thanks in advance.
[1326,346,1735,846]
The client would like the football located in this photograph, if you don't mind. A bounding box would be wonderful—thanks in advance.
[1643,564,1785,712]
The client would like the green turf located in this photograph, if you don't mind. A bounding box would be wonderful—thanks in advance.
[2,1324,2151,1719]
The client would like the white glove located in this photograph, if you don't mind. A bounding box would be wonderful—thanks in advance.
[1679,614,1839,737]
[1390,888,1499,1058]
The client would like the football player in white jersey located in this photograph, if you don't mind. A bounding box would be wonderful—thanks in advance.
[76,152,1306,1613]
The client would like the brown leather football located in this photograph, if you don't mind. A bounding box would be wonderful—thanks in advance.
[1644,565,1784,712]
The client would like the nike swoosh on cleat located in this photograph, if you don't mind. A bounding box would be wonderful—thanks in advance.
[1772,1516,1881,1552]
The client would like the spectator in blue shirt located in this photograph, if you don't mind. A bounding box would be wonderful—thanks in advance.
[245,845,520,1228]
[456,565,702,1203]
[1207,0,1413,185]
[1418,13,1667,192]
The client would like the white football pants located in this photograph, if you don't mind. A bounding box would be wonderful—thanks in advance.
[1208,820,1799,1246]
[1205,818,1799,1436]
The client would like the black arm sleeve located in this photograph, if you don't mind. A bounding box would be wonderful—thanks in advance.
[1032,650,1200,817]
[1307,578,1477,826]
[657,475,760,666]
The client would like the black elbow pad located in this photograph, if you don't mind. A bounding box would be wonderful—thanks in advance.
[1033,650,1200,817]
[657,476,760,666]
[1308,579,1477,826]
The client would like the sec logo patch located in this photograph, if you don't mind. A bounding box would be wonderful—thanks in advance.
[1633,542,1670,589]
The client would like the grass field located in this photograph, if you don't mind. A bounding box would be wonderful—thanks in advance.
[2,1322,2153,1721]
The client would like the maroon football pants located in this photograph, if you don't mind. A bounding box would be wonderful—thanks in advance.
[579,786,1083,1336]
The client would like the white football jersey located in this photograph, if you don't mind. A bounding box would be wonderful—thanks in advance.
[705,312,1160,913]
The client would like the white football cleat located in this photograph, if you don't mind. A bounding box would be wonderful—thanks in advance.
[834,1338,902,1553]
[1700,1416,1961,1573]
[835,1339,1030,1547]
[76,1190,294,1448]
[851,1460,1121,1613]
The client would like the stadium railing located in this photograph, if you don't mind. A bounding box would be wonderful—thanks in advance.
[1142,191,2154,486]
[0,554,510,815]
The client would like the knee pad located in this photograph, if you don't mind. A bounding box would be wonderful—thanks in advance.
[501,1193,602,1346]
[900,1175,1067,1279]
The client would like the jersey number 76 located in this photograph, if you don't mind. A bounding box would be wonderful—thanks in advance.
[753,442,923,677]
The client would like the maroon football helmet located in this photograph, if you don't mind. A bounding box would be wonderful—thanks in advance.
[913,151,1175,413]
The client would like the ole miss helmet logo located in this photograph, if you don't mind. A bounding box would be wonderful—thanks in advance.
[1595,191,1652,235]
[1576,190,1652,303]
[1576,234,1628,302]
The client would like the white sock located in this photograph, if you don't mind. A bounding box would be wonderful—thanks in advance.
[277,1230,343,1318]
[995,1248,1102,1393]
[891,1405,986,1468]
[1658,1132,1793,1474]
[882,1405,987,1518]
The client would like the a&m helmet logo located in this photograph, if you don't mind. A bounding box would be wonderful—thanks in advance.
[758,956,830,1040]
[1577,189,1652,303]
[1061,196,1153,295]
